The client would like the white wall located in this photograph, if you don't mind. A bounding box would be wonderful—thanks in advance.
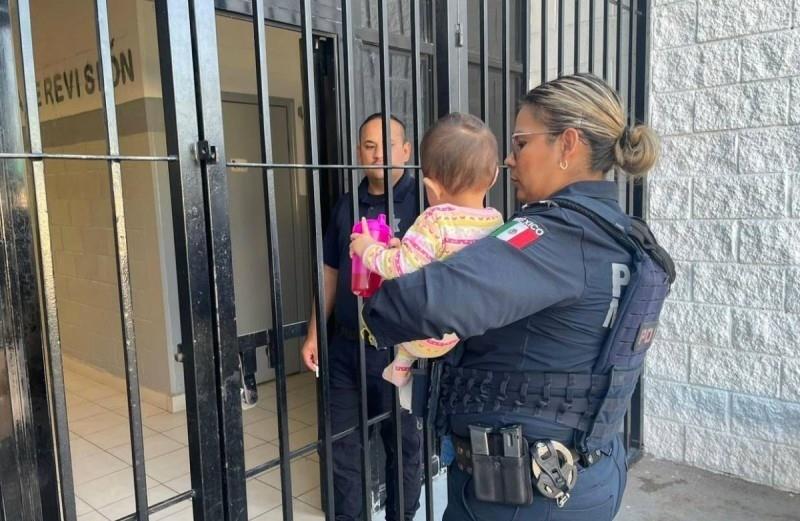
[215,16,308,169]
[31,0,175,402]
[645,0,800,493]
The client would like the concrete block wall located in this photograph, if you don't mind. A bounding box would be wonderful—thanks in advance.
[646,0,800,492]
[47,128,173,397]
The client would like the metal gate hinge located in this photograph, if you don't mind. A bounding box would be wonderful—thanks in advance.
[193,140,218,164]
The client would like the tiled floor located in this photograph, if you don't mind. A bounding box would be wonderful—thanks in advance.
[65,369,326,521]
[63,367,800,521]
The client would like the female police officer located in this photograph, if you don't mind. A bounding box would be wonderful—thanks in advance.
[361,73,672,520]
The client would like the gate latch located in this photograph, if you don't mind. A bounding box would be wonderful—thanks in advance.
[193,140,218,164]
[455,23,464,47]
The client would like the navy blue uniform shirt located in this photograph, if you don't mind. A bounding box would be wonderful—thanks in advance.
[323,172,418,332]
[363,180,633,441]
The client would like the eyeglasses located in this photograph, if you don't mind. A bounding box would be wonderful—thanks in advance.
[510,130,562,159]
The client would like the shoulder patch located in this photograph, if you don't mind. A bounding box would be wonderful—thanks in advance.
[491,217,546,249]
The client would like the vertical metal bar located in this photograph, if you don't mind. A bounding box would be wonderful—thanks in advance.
[377,0,396,222]
[353,191,375,521]
[0,151,44,521]
[634,0,651,219]
[351,177,373,521]
[92,1,148,518]
[353,203,373,521]
[574,0,581,72]
[602,0,609,80]
[502,0,512,219]
[411,0,426,213]
[185,0,247,518]
[627,0,638,127]
[251,1,293,519]
[154,1,225,519]
[557,0,565,76]
[624,395,633,452]
[541,0,549,83]
[339,1,372,519]
[0,2,51,519]
[435,0,469,114]
[523,0,532,90]
[13,2,77,520]
[616,0,629,246]
[376,2,405,519]
[588,0,595,73]
[630,1,650,456]
[298,2,335,519]
[630,378,644,452]
[430,2,440,119]
[340,1,358,159]
[0,263,38,517]
[626,0,638,215]
[615,0,623,91]
[634,0,651,127]
[410,2,433,519]
[0,134,43,521]
[479,0,489,121]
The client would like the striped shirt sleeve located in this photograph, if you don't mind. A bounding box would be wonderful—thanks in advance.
[361,209,443,279]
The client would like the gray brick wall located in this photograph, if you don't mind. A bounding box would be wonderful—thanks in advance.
[646,0,800,493]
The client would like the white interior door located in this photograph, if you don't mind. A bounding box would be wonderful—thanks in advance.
[223,97,310,382]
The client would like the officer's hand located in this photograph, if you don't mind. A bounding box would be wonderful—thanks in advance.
[301,339,318,373]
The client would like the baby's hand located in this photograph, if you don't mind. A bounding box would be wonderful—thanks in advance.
[349,217,378,257]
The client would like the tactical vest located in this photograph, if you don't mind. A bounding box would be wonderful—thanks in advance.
[435,194,675,453]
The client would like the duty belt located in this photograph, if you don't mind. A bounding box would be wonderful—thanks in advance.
[438,366,610,432]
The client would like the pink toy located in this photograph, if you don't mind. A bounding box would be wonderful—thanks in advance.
[351,214,392,297]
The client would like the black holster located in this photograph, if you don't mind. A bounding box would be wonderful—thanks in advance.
[454,426,534,506]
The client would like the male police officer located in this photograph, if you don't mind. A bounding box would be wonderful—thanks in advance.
[300,114,423,521]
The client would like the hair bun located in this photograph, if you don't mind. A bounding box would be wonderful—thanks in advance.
[614,124,660,177]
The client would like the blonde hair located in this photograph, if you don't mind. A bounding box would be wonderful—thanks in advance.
[521,73,659,177]
[420,113,498,194]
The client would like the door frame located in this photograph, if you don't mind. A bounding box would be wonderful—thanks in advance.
[221,92,309,383]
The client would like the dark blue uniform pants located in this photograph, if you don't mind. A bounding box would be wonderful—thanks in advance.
[444,435,627,521]
[329,335,423,521]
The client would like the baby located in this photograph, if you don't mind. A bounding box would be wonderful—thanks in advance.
[350,112,503,400]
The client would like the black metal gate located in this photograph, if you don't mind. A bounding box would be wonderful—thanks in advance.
[0,1,651,520]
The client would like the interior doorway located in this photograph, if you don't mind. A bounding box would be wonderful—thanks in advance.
[216,17,317,388]
[223,95,310,383]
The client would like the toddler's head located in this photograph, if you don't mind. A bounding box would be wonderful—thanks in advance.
[420,113,499,206]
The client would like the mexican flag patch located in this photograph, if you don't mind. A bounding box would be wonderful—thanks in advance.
[492,218,546,249]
